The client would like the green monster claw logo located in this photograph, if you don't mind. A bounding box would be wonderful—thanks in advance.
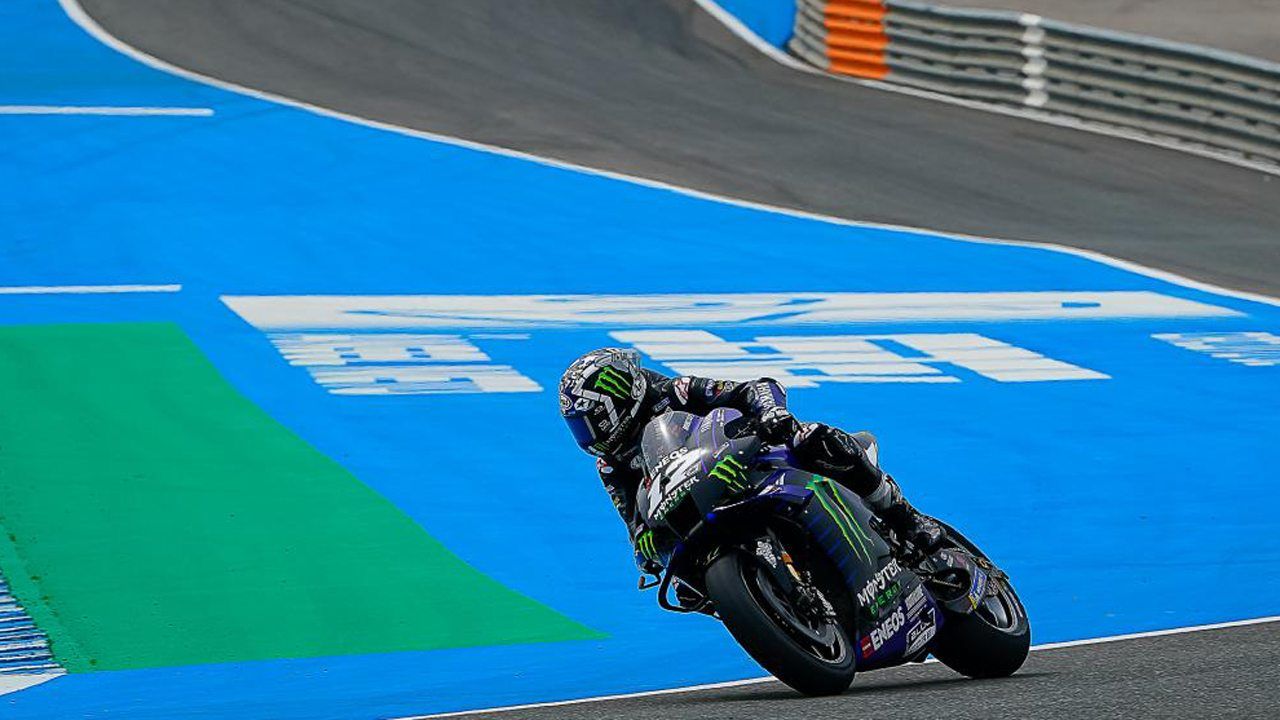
[708,455,748,490]
[593,366,632,400]
[808,475,876,564]
[637,529,658,561]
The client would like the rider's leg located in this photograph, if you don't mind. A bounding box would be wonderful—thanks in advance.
[791,423,944,550]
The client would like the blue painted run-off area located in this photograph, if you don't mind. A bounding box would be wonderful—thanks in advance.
[715,0,797,47]
[2,0,1278,718]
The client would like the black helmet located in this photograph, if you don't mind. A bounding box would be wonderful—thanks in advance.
[559,348,648,457]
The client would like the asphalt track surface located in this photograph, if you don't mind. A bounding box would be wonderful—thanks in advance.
[452,622,1280,720]
[78,0,1280,297]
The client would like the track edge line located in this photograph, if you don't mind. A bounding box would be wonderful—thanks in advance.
[397,615,1280,718]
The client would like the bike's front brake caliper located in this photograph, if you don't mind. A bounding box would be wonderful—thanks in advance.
[753,537,836,621]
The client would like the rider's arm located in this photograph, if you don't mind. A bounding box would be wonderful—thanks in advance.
[664,373,796,443]
[668,374,788,419]
[598,458,664,571]
[597,457,641,531]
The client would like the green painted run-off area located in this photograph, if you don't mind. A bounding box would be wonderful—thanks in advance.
[0,322,599,672]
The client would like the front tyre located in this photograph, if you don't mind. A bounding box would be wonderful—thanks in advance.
[705,551,855,696]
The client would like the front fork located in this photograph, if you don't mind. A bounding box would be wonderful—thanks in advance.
[655,530,832,619]
[746,532,838,621]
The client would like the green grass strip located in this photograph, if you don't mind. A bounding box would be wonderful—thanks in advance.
[0,322,601,672]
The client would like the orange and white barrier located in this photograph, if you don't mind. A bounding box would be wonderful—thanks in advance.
[788,0,1280,165]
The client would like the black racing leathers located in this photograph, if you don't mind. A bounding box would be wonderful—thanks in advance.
[593,370,888,559]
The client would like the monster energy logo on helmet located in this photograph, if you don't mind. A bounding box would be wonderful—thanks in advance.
[593,366,633,400]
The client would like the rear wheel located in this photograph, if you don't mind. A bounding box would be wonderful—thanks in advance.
[705,550,855,696]
[929,523,1030,678]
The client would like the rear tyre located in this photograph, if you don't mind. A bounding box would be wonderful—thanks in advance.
[705,551,855,696]
[929,523,1030,679]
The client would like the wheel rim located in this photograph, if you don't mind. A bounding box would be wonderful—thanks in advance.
[933,522,1028,636]
[975,576,1024,633]
[744,563,850,665]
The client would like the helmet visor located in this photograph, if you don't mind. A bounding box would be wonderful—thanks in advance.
[564,411,600,454]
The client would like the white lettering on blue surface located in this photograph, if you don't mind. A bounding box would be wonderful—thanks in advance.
[267,333,540,395]
[223,291,1237,330]
[611,330,1108,384]
[1154,332,1280,367]
[228,292,1247,395]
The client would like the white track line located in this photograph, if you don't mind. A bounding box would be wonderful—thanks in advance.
[1031,615,1280,651]
[0,284,181,294]
[401,678,778,720]
[0,672,64,698]
[58,0,1280,312]
[694,0,1280,177]
[0,105,212,116]
[400,615,1280,719]
[59,0,1280,311]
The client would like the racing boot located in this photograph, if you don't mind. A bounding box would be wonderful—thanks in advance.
[864,475,945,552]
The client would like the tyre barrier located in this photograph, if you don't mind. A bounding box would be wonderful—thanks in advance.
[789,0,1280,165]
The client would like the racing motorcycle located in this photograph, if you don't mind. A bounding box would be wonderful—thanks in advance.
[636,408,1030,696]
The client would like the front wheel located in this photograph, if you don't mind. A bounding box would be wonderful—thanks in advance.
[704,551,855,696]
[929,522,1031,678]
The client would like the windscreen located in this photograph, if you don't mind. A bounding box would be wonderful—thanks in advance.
[639,411,700,474]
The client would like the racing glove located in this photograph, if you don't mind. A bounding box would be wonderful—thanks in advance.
[758,407,800,446]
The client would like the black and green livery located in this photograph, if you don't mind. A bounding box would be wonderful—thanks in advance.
[630,406,1031,696]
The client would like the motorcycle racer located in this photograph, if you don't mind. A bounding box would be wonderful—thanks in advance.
[558,348,944,573]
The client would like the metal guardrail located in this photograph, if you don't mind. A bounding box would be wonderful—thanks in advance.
[789,0,1280,164]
